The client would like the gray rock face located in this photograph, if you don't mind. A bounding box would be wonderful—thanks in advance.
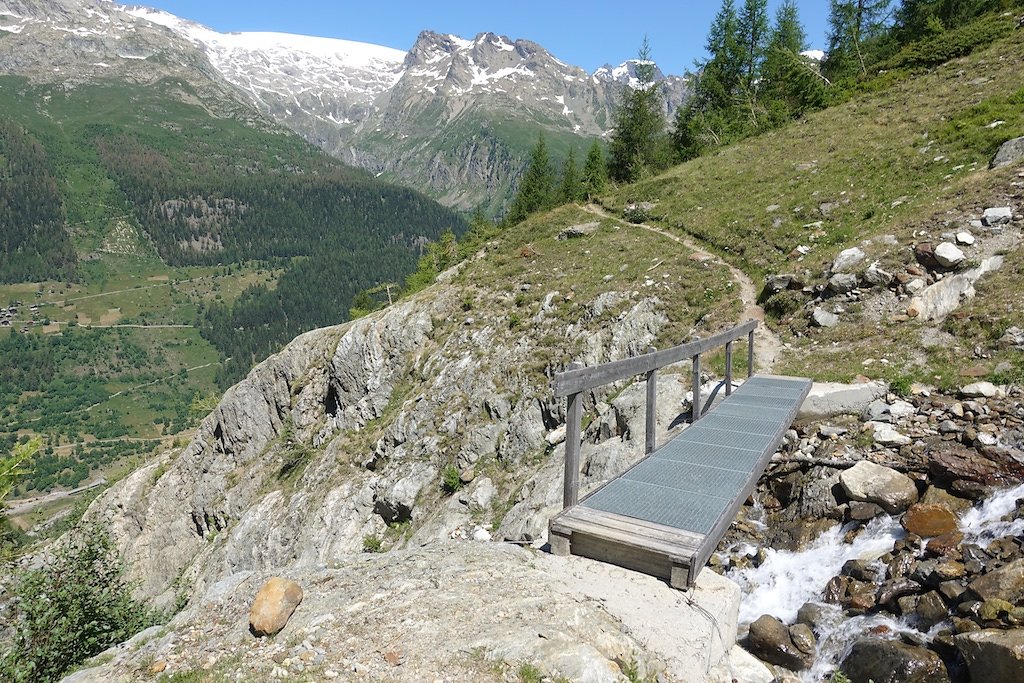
[956,629,1024,682]
[906,255,1004,321]
[63,544,735,683]
[839,461,919,513]
[991,136,1024,169]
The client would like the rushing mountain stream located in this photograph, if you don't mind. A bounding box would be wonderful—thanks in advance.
[727,484,1024,681]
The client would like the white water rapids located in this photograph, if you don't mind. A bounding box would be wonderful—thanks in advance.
[728,483,1024,681]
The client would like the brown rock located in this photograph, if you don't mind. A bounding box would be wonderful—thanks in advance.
[841,637,950,683]
[920,486,973,513]
[968,559,1024,604]
[249,576,304,638]
[902,503,959,538]
[149,661,167,674]
[926,531,964,557]
[914,243,940,271]
[747,614,812,670]
[928,443,1024,486]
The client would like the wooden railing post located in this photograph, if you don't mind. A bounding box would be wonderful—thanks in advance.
[691,353,702,422]
[645,347,657,454]
[747,329,755,378]
[563,363,583,509]
[725,340,733,396]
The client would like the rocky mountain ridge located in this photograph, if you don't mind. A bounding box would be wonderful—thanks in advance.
[0,0,692,214]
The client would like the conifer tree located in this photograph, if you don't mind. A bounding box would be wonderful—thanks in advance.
[581,140,608,200]
[607,37,668,183]
[823,0,893,80]
[560,147,584,204]
[506,134,556,224]
[737,0,770,91]
[761,0,826,120]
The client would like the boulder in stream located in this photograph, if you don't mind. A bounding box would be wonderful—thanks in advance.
[839,638,950,683]
[839,461,919,513]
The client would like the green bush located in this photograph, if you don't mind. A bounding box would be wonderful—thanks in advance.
[0,522,157,683]
[441,464,464,494]
[361,534,383,553]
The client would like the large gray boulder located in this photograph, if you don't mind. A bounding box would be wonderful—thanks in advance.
[839,461,919,514]
[956,629,1024,682]
[832,247,866,274]
[798,381,888,420]
[991,136,1024,169]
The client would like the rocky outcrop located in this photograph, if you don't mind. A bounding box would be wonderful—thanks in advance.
[63,544,738,683]
[991,136,1024,169]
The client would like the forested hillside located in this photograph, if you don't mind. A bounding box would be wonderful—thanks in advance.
[0,119,75,282]
[0,76,467,387]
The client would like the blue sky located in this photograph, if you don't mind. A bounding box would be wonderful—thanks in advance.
[140,1,832,76]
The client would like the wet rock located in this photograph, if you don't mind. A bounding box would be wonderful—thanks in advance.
[968,559,1024,603]
[840,461,919,513]
[796,603,830,634]
[925,531,964,557]
[978,598,1015,622]
[915,591,949,630]
[877,578,921,607]
[928,444,1024,486]
[789,623,816,655]
[250,577,304,637]
[832,247,866,273]
[812,307,840,327]
[901,503,959,538]
[840,637,950,683]
[746,614,812,670]
[991,136,1024,169]
[847,501,885,522]
[956,628,1024,681]
[844,559,883,583]
[933,242,965,268]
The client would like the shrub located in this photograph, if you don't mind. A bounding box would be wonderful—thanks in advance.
[441,464,464,494]
[0,522,156,683]
[361,534,383,553]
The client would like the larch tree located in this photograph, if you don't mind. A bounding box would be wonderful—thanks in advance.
[607,37,668,183]
[506,134,556,224]
[560,147,584,204]
[581,140,608,200]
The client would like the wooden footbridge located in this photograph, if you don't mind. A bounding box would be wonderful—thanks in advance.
[548,320,811,589]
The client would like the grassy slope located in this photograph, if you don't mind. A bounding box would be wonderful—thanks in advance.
[597,26,1024,387]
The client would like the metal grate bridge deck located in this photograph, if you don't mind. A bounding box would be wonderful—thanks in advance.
[549,374,812,588]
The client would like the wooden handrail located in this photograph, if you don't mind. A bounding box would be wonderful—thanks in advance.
[556,320,757,509]
[552,319,758,397]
